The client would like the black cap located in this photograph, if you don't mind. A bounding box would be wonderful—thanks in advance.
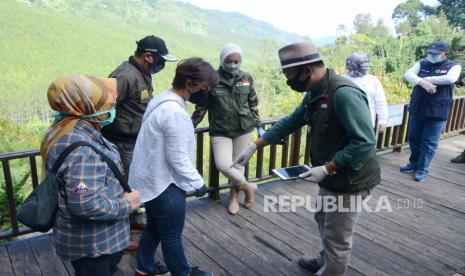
[426,40,449,54]
[136,35,177,61]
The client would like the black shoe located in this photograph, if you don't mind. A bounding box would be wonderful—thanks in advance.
[298,256,322,273]
[189,266,213,276]
[154,262,169,275]
[451,152,465,163]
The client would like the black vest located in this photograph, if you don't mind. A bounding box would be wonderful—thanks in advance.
[305,69,380,193]
[409,59,456,120]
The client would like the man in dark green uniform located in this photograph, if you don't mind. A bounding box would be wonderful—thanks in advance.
[233,42,380,275]
[102,35,176,268]
[102,35,177,175]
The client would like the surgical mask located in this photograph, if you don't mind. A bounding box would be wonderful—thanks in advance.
[149,63,164,74]
[222,63,241,75]
[80,107,116,127]
[286,69,310,92]
[427,54,443,64]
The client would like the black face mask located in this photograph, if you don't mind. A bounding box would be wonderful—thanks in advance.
[188,90,210,105]
[286,68,310,92]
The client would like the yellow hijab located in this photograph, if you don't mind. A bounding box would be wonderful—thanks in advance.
[40,74,117,178]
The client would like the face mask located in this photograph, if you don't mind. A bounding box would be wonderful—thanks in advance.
[222,63,241,75]
[80,107,116,127]
[427,54,443,64]
[286,68,310,92]
[149,63,164,74]
[188,91,209,105]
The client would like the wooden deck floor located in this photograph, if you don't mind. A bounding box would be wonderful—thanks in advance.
[1,135,465,276]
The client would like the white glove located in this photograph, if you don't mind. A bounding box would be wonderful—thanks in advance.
[231,143,257,167]
[418,79,437,94]
[298,165,328,183]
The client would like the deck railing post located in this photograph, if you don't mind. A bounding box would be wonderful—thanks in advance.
[208,144,220,200]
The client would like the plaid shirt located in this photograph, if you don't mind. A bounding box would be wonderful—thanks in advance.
[45,121,131,261]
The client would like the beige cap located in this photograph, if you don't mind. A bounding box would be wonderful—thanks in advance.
[278,41,322,69]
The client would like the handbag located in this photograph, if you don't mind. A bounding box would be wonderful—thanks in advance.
[17,141,131,232]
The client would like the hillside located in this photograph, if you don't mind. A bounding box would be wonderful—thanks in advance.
[0,0,301,122]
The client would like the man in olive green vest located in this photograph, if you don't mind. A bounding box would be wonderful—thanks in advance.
[233,42,380,275]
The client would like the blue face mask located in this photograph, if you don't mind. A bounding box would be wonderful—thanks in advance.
[80,107,116,127]
[427,54,443,64]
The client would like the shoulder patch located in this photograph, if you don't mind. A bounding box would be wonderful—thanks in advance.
[73,182,90,195]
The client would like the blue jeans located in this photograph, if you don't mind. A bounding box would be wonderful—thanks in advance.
[136,184,190,276]
[408,115,446,173]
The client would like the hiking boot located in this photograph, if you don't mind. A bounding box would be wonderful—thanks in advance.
[400,163,416,173]
[451,152,465,163]
[228,188,240,215]
[413,171,428,182]
[240,182,257,209]
[189,266,213,276]
[298,256,322,273]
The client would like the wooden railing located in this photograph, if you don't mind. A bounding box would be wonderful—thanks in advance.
[1,96,465,240]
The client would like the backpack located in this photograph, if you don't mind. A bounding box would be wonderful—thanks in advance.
[17,141,131,232]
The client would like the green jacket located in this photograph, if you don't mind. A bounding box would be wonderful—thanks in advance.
[192,68,261,138]
[263,69,380,193]
[102,56,153,144]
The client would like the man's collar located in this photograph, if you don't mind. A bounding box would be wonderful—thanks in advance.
[308,69,329,96]
[129,56,151,77]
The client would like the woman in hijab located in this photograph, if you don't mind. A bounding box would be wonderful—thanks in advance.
[191,43,261,215]
[342,53,389,132]
[42,74,141,276]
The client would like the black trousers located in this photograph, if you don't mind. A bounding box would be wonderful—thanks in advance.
[71,251,123,276]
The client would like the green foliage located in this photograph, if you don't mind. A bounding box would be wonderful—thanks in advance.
[438,0,465,29]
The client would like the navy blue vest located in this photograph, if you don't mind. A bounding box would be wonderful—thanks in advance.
[409,59,456,120]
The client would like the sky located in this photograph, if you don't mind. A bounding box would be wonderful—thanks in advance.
[178,0,439,39]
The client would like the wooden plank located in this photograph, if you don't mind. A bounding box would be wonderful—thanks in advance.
[0,246,14,276]
[182,236,229,276]
[29,235,69,276]
[238,188,389,276]
[189,199,307,275]
[260,185,440,276]
[183,219,257,275]
[282,184,461,274]
[185,207,281,275]
[7,239,42,276]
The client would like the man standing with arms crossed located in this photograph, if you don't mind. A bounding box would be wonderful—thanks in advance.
[233,42,380,275]
[102,35,176,274]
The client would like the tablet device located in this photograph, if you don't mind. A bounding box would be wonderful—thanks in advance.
[272,165,311,180]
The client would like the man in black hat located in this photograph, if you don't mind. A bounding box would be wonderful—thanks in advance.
[102,35,176,271]
[233,41,380,276]
[401,40,462,181]
[103,35,177,176]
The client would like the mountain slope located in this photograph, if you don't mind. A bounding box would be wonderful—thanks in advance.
[0,0,301,120]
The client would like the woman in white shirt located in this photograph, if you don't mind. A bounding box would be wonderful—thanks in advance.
[129,57,219,276]
[342,53,389,132]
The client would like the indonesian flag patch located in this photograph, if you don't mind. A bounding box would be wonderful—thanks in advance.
[73,182,90,194]
[320,98,329,108]
[242,79,250,86]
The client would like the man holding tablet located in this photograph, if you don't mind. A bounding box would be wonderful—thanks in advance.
[232,41,380,276]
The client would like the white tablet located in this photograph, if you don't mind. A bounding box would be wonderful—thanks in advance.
[272,165,311,180]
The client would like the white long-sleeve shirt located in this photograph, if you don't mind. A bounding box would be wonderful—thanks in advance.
[342,74,389,127]
[129,90,204,203]
[404,61,462,85]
